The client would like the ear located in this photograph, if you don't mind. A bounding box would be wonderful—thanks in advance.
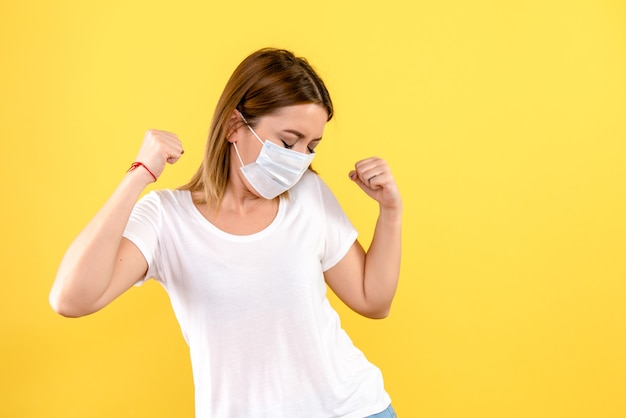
[226,109,243,143]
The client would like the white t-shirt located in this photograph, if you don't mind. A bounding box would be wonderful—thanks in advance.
[123,171,391,418]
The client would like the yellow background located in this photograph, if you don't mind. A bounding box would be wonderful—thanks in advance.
[1,0,625,417]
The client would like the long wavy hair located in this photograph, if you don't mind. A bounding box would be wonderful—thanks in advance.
[180,48,333,208]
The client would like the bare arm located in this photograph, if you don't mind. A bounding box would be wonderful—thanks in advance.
[49,130,184,317]
[324,157,402,319]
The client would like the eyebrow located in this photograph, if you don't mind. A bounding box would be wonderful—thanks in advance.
[281,129,323,141]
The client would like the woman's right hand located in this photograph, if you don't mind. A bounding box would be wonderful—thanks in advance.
[49,129,184,317]
[133,129,185,180]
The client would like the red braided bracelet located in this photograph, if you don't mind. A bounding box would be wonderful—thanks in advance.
[127,161,157,182]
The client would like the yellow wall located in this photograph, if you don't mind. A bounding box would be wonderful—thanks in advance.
[1,1,625,417]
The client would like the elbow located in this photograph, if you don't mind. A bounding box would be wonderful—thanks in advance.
[49,290,93,318]
[373,310,391,320]
[357,304,392,320]
[364,309,391,320]
[50,300,92,318]
[49,296,79,318]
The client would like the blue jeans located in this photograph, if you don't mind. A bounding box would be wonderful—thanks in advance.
[365,404,397,418]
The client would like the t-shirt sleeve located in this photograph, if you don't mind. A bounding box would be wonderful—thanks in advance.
[122,191,162,285]
[316,176,359,271]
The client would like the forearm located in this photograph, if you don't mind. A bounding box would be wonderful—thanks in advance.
[50,171,151,314]
[363,206,402,317]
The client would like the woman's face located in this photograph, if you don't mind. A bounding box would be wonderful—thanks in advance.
[234,103,329,163]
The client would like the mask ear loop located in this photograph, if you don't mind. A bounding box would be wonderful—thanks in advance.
[236,109,248,124]
[236,110,264,145]
[232,110,250,167]
[232,142,246,167]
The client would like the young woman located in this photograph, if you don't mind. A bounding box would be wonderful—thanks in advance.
[50,48,402,418]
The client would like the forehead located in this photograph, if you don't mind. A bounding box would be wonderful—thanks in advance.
[258,104,328,137]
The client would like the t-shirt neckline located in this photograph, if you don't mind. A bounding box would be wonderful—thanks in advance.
[182,190,286,242]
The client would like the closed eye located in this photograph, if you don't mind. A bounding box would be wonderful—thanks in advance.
[281,139,315,154]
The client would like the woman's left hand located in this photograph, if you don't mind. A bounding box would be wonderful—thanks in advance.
[349,157,402,212]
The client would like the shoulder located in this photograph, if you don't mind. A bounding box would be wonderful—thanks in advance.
[129,189,197,235]
[290,170,344,211]
[291,170,329,196]
[135,189,192,214]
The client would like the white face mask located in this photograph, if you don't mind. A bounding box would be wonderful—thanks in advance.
[233,118,315,199]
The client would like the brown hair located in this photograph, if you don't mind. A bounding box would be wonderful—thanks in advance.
[180,48,333,208]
